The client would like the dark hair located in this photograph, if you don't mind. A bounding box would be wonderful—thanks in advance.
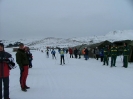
[19,43,24,46]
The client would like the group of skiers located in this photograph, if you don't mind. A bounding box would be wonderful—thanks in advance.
[45,48,66,65]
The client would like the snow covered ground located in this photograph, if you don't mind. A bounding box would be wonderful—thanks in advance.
[5,48,133,99]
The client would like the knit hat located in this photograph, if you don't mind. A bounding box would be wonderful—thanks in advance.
[0,43,4,47]
[19,43,24,46]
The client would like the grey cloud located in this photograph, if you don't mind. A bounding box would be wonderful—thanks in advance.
[0,0,133,39]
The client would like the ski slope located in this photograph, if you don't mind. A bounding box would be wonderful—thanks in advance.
[5,48,133,99]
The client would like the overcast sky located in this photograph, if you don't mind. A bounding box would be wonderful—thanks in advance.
[0,0,133,39]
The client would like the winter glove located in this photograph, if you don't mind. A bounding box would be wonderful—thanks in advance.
[10,62,15,66]
[4,58,10,63]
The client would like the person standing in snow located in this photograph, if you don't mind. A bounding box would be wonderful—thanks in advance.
[59,48,65,65]
[66,48,68,54]
[78,49,81,59]
[74,48,78,58]
[110,44,118,67]
[92,48,96,59]
[82,48,86,58]
[99,48,104,62]
[16,43,30,92]
[0,43,15,99]
[95,47,99,60]
[122,43,130,68]
[45,48,49,58]
[51,49,56,59]
[68,48,73,58]
[24,47,33,68]
[103,45,109,66]
[84,47,89,60]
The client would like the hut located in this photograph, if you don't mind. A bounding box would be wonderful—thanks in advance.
[87,40,112,49]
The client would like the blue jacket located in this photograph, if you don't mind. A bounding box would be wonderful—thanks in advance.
[51,50,56,54]
[99,49,104,56]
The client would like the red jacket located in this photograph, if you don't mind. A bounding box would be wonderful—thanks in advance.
[0,62,10,77]
[0,51,11,78]
[69,48,73,54]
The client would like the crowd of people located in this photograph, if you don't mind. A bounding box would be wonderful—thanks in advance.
[67,43,130,68]
[44,42,131,69]
[44,43,131,68]
[0,42,131,99]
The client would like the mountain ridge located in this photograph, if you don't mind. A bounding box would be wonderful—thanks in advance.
[1,30,133,48]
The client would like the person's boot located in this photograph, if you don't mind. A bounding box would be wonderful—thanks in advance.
[21,88,27,92]
[25,86,30,89]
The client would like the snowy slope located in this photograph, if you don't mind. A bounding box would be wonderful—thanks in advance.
[1,30,133,48]
[5,48,133,99]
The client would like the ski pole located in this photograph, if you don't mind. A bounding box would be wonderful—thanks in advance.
[66,54,69,64]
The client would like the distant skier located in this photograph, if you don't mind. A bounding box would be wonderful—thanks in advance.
[74,48,78,58]
[66,48,68,54]
[45,48,49,58]
[99,48,104,62]
[95,47,99,60]
[69,48,73,58]
[78,49,81,59]
[59,48,65,65]
[82,48,85,58]
[84,47,89,60]
[51,49,56,59]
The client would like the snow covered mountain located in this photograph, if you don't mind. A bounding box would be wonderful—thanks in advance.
[1,30,133,48]
[71,30,133,43]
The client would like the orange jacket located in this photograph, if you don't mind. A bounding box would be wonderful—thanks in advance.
[82,49,85,55]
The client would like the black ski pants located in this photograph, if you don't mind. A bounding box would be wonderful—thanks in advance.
[74,54,78,58]
[0,77,9,99]
[70,54,73,58]
[60,56,65,64]
[100,56,103,62]
[96,54,99,60]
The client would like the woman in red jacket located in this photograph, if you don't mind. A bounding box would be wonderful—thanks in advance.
[0,43,15,99]
[69,48,73,58]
